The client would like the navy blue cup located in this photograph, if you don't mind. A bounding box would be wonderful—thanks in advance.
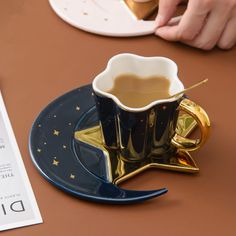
[92,54,210,161]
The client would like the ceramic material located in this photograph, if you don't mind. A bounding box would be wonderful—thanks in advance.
[29,85,167,204]
[48,0,156,37]
[74,107,199,185]
[92,54,211,162]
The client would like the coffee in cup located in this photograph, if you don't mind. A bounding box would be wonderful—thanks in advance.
[107,74,171,108]
[92,53,210,161]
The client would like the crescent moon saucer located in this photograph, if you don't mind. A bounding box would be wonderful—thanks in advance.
[29,85,168,204]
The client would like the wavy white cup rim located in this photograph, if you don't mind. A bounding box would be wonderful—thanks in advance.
[92,53,184,112]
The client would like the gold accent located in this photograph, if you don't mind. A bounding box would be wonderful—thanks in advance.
[53,130,60,136]
[148,109,155,128]
[175,113,197,137]
[63,145,67,149]
[76,106,80,111]
[171,99,211,151]
[37,148,42,153]
[53,160,59,166]
[74,113,200,184]
[124,0,159,20]
[70,174,75,179]
[169,79,208,99]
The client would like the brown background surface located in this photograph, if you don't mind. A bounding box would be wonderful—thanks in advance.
[1,0,236,235]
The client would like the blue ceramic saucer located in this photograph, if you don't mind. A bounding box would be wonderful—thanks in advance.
[29,85,167,204]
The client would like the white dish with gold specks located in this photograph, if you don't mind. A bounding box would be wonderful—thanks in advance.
[49,0,156,37]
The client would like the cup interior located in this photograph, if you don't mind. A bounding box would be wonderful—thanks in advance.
[93,54,184,111]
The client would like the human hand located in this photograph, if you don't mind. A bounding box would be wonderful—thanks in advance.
[155,0,236,50]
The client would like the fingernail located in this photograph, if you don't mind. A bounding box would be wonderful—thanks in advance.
[155,15,163,28]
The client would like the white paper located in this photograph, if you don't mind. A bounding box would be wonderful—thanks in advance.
[0,92,42,231]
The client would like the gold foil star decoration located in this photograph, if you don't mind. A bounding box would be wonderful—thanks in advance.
[37,148,42,153]
[53,129,60,136]
[74,114,199,185]
[53,159,59,166]
[70,174,75,179]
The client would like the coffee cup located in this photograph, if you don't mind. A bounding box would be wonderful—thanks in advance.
[92,53,210,161]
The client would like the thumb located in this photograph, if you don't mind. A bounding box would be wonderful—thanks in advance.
[156,0,182,27]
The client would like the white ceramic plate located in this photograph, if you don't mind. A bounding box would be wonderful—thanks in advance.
[49,0,156,37]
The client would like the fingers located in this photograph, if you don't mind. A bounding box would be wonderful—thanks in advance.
[155,0,236,50]
[166,16,182,26]
[218,11,236,49]
[155,0,182,27]
[155,0,209,42]
[183,2,234,50]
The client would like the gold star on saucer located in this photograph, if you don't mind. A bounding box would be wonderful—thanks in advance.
[74,114,199,185]
[70,174,75,179]
[53,160,59,166]
[53,129,60,136]
[37,148,42,153]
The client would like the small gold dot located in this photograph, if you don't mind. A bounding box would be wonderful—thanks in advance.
[91,92,94,96]
[44,142,47,145]
[68,122,72,126]
[70,174,75,179]
[53,160,59,166]
[63,145,67,149]
[53,130,60,136]
[37,148,41,153]
[38,124,42,128]
[76,106,80,111]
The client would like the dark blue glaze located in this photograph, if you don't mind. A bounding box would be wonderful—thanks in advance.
[94,92,181,161]
[29,85,167,204]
